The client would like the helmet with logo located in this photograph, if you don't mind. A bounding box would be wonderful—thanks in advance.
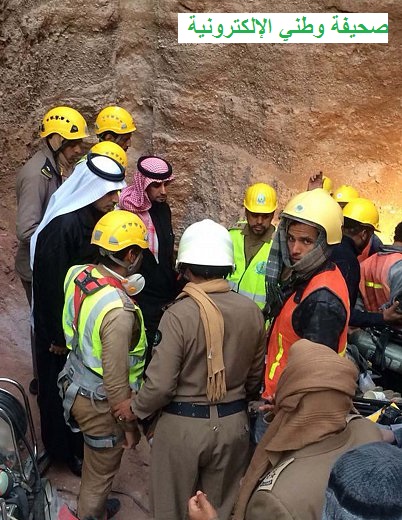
[322,176,333,195]
[176,219,234,269]
[343,198,380,231]
[40,106,89,140]
[282,188,343,245]
[95,106,136,135]
[333,185,359,204]
[89,141,128,170]
[244,183,278,213]
[91,210,148,252]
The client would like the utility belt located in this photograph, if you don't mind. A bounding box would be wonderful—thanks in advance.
[163,399,246,419]
[57,351,125,449]
[57,350,107,432]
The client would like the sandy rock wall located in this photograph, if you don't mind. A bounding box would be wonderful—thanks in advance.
[1,0,401,251]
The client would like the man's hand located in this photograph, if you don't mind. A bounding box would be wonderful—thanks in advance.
[307,171,323,191]
[383,301,402,324]
[188,491,218,520]
[379,428,396,444]
[49,344,68,355]
[258,394,275,413]
[111,398,136,422]
[123,428,141,449]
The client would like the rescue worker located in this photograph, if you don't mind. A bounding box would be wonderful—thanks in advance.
[119,156,181,363]
[227,182,277,310]
[15,106,88,394]
[58,210,148,520]
[188,341,383,520]
[359,221,402,313]
[94,105,136,151]
[76,140,128,171]
[262,189,349,401]
[112,219,266,520]
[331,198,401,328]
[31,148,127,476]
[332,185,382,261]
[332,184,359,209]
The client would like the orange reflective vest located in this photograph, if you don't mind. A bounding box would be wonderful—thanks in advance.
[360,252,402,312]
[263,267,349,398]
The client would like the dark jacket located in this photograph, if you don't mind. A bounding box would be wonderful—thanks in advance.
[281,262,348,351]
[33,205,102,349]
[135,202,181,332]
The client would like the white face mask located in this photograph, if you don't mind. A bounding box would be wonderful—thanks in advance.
[119,273,145,297]
[102,265,145,296]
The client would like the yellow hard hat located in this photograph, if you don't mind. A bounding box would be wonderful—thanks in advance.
[244,183,278,213]
[333,185,359,203]
[322,176,333,194]
[91,210,148,251]
[282,188,343,245]
[95,106,136,135]
[40,106,89,140]
[343,198,380,231]
[89,142,128,170]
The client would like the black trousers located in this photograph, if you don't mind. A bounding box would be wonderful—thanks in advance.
[35,337,83,462]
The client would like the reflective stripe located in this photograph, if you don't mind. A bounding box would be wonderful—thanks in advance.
[83,432,123,449]
[64,264,84,292]
[228,228,272,310]
[81,290,123,369]
[62,265,146,389]
[268,333,284,380]
[237,287,267,304]
[360,252,402,312]
[365,281,384,289]
[264,266,349,398]
[338,341,347,357]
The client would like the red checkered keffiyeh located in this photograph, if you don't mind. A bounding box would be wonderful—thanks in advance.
[119,156,174,261]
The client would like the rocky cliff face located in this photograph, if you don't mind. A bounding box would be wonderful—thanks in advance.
[1,0,401,293]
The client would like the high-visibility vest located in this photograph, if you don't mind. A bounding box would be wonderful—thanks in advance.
[360,252,402,312]
[228,228,272,309]
[62,265,146,391]
[262,266,350,398]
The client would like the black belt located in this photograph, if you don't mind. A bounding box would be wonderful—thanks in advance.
[164,399,246,419]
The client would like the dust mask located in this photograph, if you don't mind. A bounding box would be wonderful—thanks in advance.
[101,265,145,297]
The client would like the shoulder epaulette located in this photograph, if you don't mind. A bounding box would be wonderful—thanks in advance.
[229,220,247,232]
[162,296,186,311]
[40,157,58,180]
[257,458,295,491]
[117,289,136,311]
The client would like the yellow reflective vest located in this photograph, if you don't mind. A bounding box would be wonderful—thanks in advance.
[228,228,272,309]
[62,265,146,391]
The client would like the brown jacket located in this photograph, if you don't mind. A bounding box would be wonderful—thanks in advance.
[244,417,382,520]
[15,145,61,281]
[132,289,266,419]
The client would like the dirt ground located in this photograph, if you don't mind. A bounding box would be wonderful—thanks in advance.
[0,230,151,519]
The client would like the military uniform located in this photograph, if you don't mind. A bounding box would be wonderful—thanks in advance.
[15,145,61,284]
[15,145,61,390]
[132,288,266,520]
[244,417,382,520]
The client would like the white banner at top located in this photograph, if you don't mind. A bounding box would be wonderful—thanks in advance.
[178,13,388,44]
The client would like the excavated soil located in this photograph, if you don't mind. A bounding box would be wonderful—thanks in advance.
[1,0,402,518]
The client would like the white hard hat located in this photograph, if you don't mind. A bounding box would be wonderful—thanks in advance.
[177,219,235,268]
